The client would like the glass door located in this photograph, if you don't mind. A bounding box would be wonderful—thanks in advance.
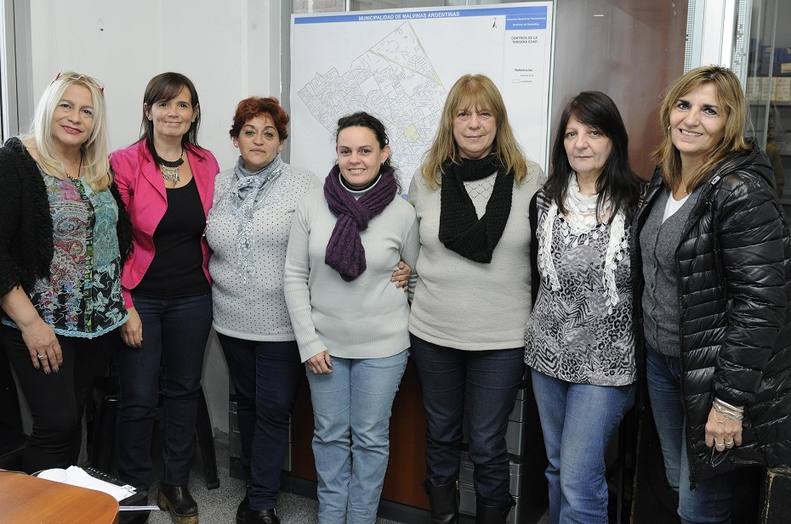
[740,0,791,209]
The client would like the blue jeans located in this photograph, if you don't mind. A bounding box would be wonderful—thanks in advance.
[646,346,737,524]
[218,334,302,511]
[307,351,408,524]
[531,369,634,524]
[410,335,525,506]
[116,293,212,488]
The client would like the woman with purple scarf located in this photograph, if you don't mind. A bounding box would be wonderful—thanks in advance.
[284,111,419,524]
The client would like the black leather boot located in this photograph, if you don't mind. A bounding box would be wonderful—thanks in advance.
[426,480,458,524]
[157,484,198,524]
[235,495,249,524]
[474,496,514,524]
[245,509,280,524]
[119,489,150,524]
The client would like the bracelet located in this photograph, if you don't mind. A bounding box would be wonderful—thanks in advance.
[713,398,744,421]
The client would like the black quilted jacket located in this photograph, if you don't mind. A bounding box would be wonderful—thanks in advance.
[633,145,791,482]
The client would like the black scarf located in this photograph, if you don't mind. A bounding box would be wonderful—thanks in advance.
[438,155,513,263]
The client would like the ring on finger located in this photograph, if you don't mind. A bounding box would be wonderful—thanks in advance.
[37,354,46,359]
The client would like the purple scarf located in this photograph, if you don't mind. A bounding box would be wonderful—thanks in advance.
[324,164,398,281]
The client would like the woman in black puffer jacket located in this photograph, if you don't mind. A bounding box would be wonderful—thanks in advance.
[633,65,791,524]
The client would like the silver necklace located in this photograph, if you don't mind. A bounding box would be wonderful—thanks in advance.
[160,163,181,185]
[157,149,184,186]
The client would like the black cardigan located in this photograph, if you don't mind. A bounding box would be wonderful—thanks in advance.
[0,137,131,298]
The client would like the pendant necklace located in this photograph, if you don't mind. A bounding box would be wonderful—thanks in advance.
[157,148,184,185]
[65,154,83,180]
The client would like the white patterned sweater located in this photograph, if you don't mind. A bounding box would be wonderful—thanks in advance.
[206,164,320,341]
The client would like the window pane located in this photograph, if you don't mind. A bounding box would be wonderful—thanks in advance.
[744,0,790,203]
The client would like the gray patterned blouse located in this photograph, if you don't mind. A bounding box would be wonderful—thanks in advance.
[525,193,636,386]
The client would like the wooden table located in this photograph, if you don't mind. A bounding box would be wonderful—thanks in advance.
[0,470,119,523]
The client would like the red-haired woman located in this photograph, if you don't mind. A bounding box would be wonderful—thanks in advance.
[206,96,318,524]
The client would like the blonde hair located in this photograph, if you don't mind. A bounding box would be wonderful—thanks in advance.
[420,74,527,189]
[29,71,111,192]
[653,66,749,192]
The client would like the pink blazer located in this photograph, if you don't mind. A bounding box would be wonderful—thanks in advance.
[110,140,220,308]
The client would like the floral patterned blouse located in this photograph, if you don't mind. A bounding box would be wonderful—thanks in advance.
[525,194,636,387]
[2,170,127,337]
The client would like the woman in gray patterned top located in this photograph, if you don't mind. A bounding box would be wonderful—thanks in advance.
[524,91,641,524]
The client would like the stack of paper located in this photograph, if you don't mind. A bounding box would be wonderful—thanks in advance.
[37,466,136,502]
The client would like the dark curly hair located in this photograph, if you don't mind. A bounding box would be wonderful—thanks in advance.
[335,111,391,169]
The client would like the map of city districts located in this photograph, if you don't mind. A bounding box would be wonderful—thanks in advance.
[297,23,446,183]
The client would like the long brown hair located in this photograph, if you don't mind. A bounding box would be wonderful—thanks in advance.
[653,66,748,192]
[420,74,527,189]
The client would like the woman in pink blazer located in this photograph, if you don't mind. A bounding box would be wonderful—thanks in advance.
[110,72,219,524]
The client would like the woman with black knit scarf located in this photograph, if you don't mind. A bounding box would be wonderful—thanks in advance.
[408,74,544,524]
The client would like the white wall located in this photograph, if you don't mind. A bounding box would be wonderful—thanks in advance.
[22,0,282,170]
[15,0,285,436]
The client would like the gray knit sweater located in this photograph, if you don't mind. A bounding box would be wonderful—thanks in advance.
[407,162,543,350]
[206,164,320,341]
[640,187,702,357]
[284,185,420,362]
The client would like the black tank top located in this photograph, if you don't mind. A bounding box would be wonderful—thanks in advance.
[135,177,210,297]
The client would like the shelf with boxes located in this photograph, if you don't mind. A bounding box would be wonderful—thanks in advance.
[746,77,791,103]
[746,44,791,102]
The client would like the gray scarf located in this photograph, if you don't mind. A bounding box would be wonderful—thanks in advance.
[223,154,287,278]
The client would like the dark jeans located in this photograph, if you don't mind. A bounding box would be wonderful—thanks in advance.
[1,325,115,473]
[116,293,212,488]
[217,334,302,511]
[410,334,525,506]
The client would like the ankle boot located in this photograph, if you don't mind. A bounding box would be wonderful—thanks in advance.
[235,495,249,524]
[157,484,198,524]
[474,496,514,524]
[245,508,279,524]
[425,480,458,524]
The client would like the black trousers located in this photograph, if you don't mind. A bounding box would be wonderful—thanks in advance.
[115,293,212,488]
[1,325,115,473]
[218,334,302,511]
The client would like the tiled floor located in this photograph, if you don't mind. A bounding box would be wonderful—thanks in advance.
[146,438,401,524]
